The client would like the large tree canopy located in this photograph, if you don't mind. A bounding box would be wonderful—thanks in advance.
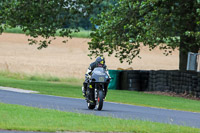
[0,0,102,48]
[89,0,200,70]
[1,0,200,71]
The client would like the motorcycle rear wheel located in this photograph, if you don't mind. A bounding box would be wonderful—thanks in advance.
[96,90,104,110]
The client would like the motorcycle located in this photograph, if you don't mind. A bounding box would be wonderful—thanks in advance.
[85,67,110,110]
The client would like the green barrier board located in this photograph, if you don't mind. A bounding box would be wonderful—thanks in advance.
[108,70,121,90]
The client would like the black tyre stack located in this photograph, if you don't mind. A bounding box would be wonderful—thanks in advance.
[179,72,188,94]
[187,72,193,95]
[185,72,192,94]
[190,71,198,96]
[197,73,200,98]
[168,71,174,92]
[119,69,200,98]
[148,70,156,91]
[120,70,149,91]
[178,71,197,95]
[156,70,170,91]
[148,70,171,92]
[120,70,140,91]
[171,71,181,94]
[140,70,149,91]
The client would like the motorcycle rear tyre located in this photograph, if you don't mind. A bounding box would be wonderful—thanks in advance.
[97,90,103,110]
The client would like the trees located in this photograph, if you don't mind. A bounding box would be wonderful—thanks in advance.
[0,0,102,48]
[89,0,200,71]
[1,0,199,71]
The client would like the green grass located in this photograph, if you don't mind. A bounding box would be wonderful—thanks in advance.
[0,103,199,133]
[3,26,91,38]
[0,71,83,85]
[70,30,91,38]
[0,71,200,113]
[55,29,92,38]
[108,90,200,112]
[0,80,81,98]
[3,26,25,34]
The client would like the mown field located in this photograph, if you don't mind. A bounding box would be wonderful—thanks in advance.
[0,32,179,78]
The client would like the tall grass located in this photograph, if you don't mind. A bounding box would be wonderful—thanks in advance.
[3,26,91,38]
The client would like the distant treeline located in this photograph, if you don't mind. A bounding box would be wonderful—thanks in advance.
[63,1,115,30]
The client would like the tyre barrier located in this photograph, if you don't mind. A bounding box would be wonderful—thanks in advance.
[116,69,200,98]
[146,70,200,98]
[119,70,149,91]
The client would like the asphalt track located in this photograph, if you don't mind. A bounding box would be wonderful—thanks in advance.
[0,90,200,129]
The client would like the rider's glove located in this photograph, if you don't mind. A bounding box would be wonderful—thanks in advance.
[88,75,91,79]
[105,70,111,79]
[85,74,91,79]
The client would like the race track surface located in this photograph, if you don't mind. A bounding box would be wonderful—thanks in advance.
[0,90,200,128]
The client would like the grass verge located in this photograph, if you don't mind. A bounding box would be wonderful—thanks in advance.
[3,26,91,38]
[0,71,200,112]
[0,103,199,133]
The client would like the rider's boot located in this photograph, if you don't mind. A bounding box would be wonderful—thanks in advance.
[82,86,86,97]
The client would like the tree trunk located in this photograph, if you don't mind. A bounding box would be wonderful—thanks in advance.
[179,1,199,71]
[179,36,199,71]
[179,45,187,71]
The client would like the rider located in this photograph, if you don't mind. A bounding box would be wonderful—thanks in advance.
[82,56,110,97]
